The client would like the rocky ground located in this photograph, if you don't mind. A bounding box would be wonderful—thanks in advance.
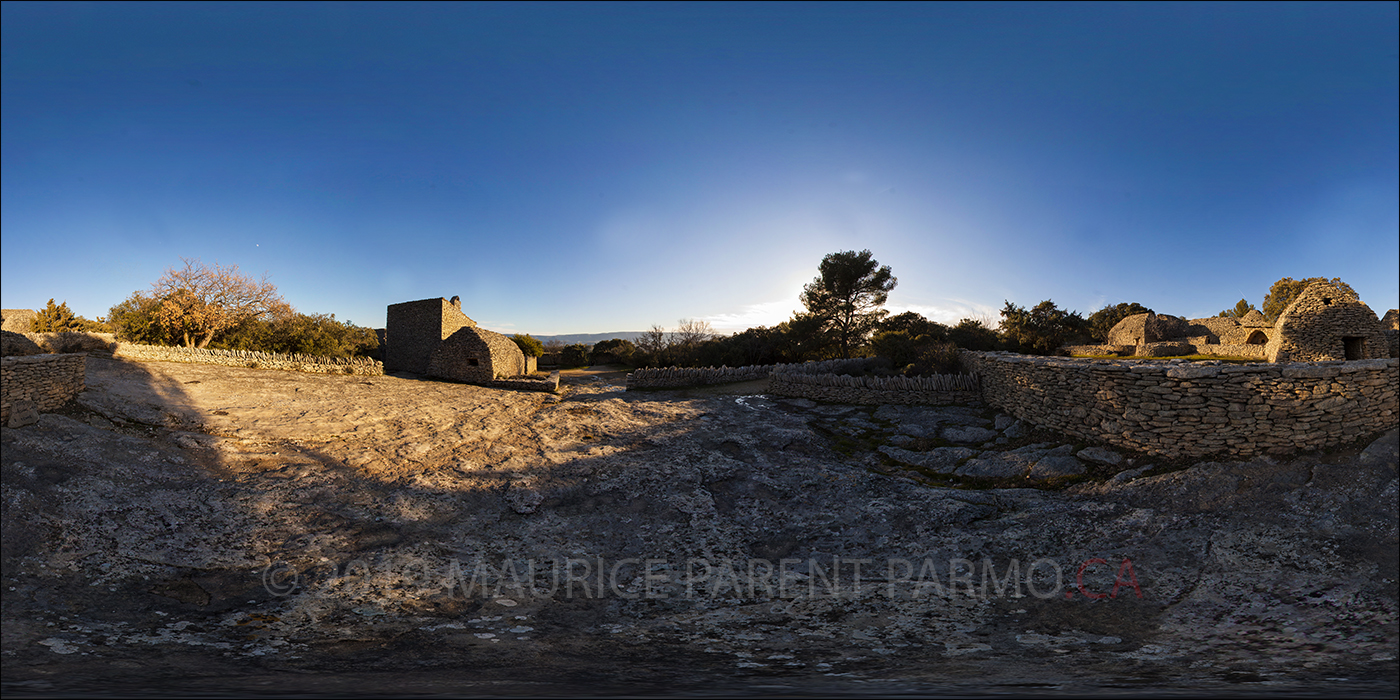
[2,356,1397,697]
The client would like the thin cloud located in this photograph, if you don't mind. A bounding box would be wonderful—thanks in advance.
[698,299,802,333]
[888,301,1001,327]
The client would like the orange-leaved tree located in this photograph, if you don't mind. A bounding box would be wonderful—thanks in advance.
[152,258,290,348]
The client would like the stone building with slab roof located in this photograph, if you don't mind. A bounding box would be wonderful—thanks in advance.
[384,296,531,381]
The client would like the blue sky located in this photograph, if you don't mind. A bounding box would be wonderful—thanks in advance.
[4,2,1397,335]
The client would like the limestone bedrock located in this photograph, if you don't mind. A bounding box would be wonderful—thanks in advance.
[1,356,1395,696]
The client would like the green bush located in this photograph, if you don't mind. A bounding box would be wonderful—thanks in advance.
[590,338,636,365]
[511,334,545,358]
[212,313,378,358]
[560,343,592,368]
[108,292,176,345]
[999,300,1089,355]
[948,318,1000,351]
[871,331,961,375]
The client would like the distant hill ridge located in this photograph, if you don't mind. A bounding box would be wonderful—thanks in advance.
[527,332,646,345]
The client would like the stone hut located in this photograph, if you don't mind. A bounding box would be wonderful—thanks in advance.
[384,296,530,381]
[2,309,37,333]
[1179,315,1275,346]
[1236,309,1273,346]
[1265,281,1390,362]
[427,326,528,382]
[1181,316,1240,344]
[1240,308,1268,326]
[1089,279,1391,361]
[1106,311,1191,345]
[1383,309,1400,359]
[1107,312,1159,345]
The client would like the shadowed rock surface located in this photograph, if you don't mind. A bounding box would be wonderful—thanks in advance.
[2,356,1396,697]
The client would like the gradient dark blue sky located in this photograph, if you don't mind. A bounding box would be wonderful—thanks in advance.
[4,2,1397,334]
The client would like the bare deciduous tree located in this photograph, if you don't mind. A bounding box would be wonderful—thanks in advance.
[636,324,670,359]
[152,258,290,348]
[671,318,714,348]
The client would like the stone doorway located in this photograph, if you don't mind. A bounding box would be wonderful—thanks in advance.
[1343,336,1365,360]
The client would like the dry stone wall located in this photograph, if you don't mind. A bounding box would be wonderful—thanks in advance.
[485,371,560,393]
[1185,317,1241,343]
[625,357,978,405]
[1189,343,1267,359]
[768,371,980,405]
[24,331,117,354]
[1063,344,1135,356]
[1,353,86,423]
[3,330,45,357]
[625,358,874,390]
[426,326,532,384]
[1064,342,1267,360]
[626,363,775,389]
[963,351,1398,459]
[112,343,383,375]
[1136,342,1198,357]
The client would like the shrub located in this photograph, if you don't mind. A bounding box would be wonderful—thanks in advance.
[871,331,961,375]
[213,313,378,358]
[560,343,592,368]
[511,334,545,358]
[590,338,636,365]
[948,318,1000,351]
[108,292,175,345]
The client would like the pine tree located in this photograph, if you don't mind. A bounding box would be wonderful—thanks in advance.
[799,250,897,359]
[31,298,79,332]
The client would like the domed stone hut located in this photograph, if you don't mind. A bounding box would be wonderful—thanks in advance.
[384,296,531,381]
[1089,279,1391,361]
[1106,312,1153,346]
[427,326,527,382]
[1240,308,1268,326]
[1237,309,1272,346]
[1,309,37,333]
[1265,280,1389,362]
[1383,309,1400,358]
[1106,311,1190,346]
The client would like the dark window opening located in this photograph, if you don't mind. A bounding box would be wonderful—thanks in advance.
[1246,330,1268,345]
[1322,297,1333,306]
[468,358,479,366]
[1343,337,1364,360]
